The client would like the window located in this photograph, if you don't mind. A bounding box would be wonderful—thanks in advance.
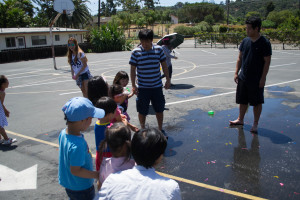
[18,38,24,46]
[31,35,47,46]
[5,37,16,47]
[55,35,60,41]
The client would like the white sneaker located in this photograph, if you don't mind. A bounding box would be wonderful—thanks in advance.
[2,138,17,145]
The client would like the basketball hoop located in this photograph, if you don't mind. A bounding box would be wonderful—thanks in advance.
[54,0,75,14]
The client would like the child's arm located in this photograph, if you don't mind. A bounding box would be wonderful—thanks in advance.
[127,122,139,132]
[128,91,134,99]
[70,166,99,179]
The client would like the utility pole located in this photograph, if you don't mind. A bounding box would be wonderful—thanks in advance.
[227,0,230,25]
[98,0,101,28]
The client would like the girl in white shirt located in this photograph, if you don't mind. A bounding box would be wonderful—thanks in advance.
[67,37,92,98]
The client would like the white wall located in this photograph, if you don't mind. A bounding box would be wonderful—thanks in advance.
[0,32,84,51]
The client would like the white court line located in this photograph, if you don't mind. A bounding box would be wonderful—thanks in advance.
[59,91,81,95]
[166,78,300,106]
[197,61,236,67]
[173,63,297,81]
[201,50,217,55]
[273,51,300,56]
[11,80,73,88]
[8,62,297,89]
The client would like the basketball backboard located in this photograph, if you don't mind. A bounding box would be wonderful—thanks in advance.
[53,0,75,15]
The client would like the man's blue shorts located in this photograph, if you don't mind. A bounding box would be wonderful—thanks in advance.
[136,87,165,116]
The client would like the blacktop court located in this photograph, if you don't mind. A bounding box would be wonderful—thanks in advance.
[0,46,300,199]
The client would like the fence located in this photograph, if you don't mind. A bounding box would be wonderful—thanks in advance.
[0,43,92,64]
[193,33,300,50]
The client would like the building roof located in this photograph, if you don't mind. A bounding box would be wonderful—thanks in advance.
[0,27,87,35]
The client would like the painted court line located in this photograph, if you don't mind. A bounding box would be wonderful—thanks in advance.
[173,63,296,82]
[166,78,300,106]
[201,50,217,55]
[6,130,267,200]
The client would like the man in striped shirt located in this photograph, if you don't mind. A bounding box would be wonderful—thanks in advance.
[130,29,170,134]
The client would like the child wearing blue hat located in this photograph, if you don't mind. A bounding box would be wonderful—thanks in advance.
[59,97,105,200]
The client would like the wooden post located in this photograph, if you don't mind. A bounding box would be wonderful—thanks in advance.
[49,13,62,70]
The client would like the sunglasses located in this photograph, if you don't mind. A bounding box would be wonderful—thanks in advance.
[68,43,75,47]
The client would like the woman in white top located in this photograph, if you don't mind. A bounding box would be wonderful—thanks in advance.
[67,37,92,98]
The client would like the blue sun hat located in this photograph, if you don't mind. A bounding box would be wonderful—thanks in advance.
[62,97,105,121]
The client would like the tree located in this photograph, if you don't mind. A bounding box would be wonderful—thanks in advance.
[117,0,140,11]
[265,1,275,17]
[178,3,224,23]
[245,11,261,19]
[101,0,118,16]
[140,0,159,9]
[33,0,92,29]
[0,0,34,27]
[204,14,215,26]
[267,10,293,28]
[143,9,157,28]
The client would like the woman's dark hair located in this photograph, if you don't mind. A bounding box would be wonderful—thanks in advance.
[109,84,123,98]
[95,97,117,116]
[0,75,8,88]
[246,17,262,32]
[138,29,154,41]
[113,71,129,85]
[131,128,167,169]
[88,76,108,105]
[98,122,132,164]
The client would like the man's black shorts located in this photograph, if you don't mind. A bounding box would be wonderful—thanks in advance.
[236,78,264,106]
[136,87,165,116]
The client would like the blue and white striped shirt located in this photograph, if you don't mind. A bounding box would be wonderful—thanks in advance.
[129,45,166,88]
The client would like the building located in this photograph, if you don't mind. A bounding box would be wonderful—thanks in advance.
[170,15,179,24]
[0,27,87,52]
[91,16,112,26]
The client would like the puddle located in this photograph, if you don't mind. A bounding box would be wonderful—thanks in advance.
[196,89,214,96]
[267,86,295,96]
[159,98,300,199]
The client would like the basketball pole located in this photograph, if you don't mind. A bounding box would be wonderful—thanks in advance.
[49,13,62,70]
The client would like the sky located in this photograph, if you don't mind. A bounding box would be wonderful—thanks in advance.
[87,0,226,15]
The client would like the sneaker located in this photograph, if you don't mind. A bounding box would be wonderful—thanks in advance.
[0,139,4,144]
[2,138,17,145]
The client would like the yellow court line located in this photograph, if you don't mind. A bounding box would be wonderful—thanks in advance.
[7,130,267,200]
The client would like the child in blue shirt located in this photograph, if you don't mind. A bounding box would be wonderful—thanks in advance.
[94,97,117,171]
[59,97,105,200]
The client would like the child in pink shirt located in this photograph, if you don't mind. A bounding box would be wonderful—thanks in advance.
[97,122,135,190]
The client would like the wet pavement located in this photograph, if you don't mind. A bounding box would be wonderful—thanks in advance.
[1,48,300,199]
[159,96,300,199]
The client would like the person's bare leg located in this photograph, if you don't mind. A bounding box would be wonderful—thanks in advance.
[251,104,262,132]
[156,112,163,131]
[81,80,89,98]
[230,104,248,125]
[138,113,146,129]
[0,127,9,140]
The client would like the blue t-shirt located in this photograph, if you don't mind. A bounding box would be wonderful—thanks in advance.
[238,36,272,84]
[94,121,110,151]
[129,45,166,88]
[58,128,94,191]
